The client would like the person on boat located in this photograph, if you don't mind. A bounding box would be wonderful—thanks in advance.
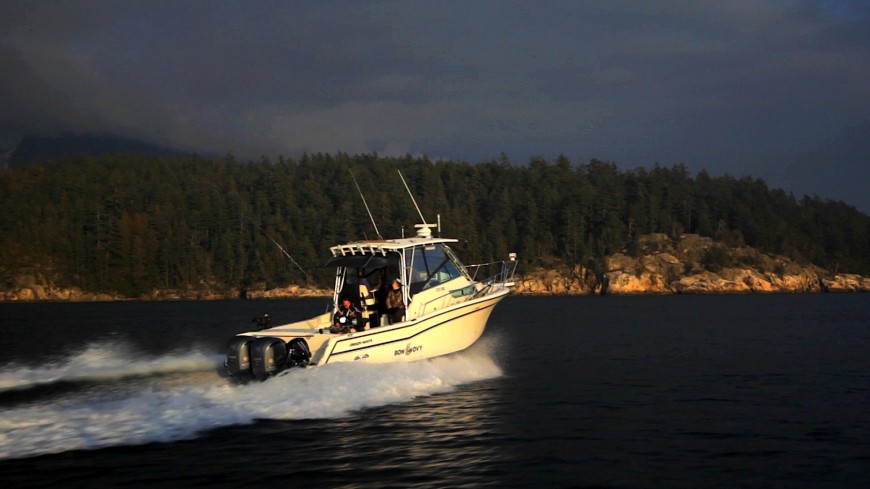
[251,313,271,330]
[385,278,405,324]
[332,296,363,333]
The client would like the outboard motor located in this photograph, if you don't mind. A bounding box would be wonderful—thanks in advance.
[250,337,288,380]
[225,336,254,381]
[286,338,312,368]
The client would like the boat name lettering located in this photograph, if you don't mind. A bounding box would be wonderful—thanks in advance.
[349,339,373,347]
[394,343,423,356]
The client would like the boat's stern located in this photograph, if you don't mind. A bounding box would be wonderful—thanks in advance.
[223,313,333,382]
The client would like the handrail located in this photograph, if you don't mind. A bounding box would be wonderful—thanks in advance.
[465,258,517,286]
[418,258,518,316]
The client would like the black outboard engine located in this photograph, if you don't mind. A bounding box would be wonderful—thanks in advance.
[225,336,254,381]
[286,338,312,368]
[250,337,288,380]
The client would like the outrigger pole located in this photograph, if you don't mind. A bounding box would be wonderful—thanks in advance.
[238,211,311,283]
[348,168,382,239]
[398,170,429,228]
[265,233,310,283]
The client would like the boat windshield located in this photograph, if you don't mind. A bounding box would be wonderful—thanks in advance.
[405,243,465,294]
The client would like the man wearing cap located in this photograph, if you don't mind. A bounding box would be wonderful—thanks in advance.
[385,278,405,324]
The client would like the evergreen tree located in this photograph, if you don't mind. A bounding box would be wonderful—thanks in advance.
[1,152,868,297]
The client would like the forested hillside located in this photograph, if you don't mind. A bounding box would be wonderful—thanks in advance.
[2,153,868,297]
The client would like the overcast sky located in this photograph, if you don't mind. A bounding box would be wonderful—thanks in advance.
[2,1,869,211]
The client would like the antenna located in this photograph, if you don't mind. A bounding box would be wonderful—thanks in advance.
[348,168,382,239]
[398,170,428,227]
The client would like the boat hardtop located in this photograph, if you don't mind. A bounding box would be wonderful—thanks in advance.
[330,224,456,254]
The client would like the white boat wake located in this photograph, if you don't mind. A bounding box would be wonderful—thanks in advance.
[0,341,218,393]
[0,335,503,461]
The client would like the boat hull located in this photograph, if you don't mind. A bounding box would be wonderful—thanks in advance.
[321,288,507,365]
[225,288,509,380]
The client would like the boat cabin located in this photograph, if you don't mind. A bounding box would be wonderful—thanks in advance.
[325,224,476,327]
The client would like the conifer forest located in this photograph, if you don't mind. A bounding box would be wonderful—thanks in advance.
[2,153,868,297]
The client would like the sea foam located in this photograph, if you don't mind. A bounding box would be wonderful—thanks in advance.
[0,335,502,460]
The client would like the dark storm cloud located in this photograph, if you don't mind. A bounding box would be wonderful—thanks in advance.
[1,1,868,210]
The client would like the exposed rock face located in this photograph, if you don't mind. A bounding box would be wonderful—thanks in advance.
[0,273,330,302]
[517,266,601,295]
[513,233,869,295]
[821,274,870,292]
[244,284,332,299]
[2,233,868,301]
[0,273,123,302]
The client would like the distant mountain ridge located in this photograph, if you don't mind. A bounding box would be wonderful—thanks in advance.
[7,133,188,169]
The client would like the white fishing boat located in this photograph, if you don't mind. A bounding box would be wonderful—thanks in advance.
[224,175,517,381]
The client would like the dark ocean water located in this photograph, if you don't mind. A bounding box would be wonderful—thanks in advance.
[0,294,867,488]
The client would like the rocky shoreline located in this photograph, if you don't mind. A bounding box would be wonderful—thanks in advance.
[515,265,869,295]
[2,234,868,302]
[516,234,870,295]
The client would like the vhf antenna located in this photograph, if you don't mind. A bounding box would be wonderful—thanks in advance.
[348,168,382,239]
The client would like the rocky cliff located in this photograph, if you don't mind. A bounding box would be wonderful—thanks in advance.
[2,233,868,301]
[514,234,870,295]
[0,273,331,302]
